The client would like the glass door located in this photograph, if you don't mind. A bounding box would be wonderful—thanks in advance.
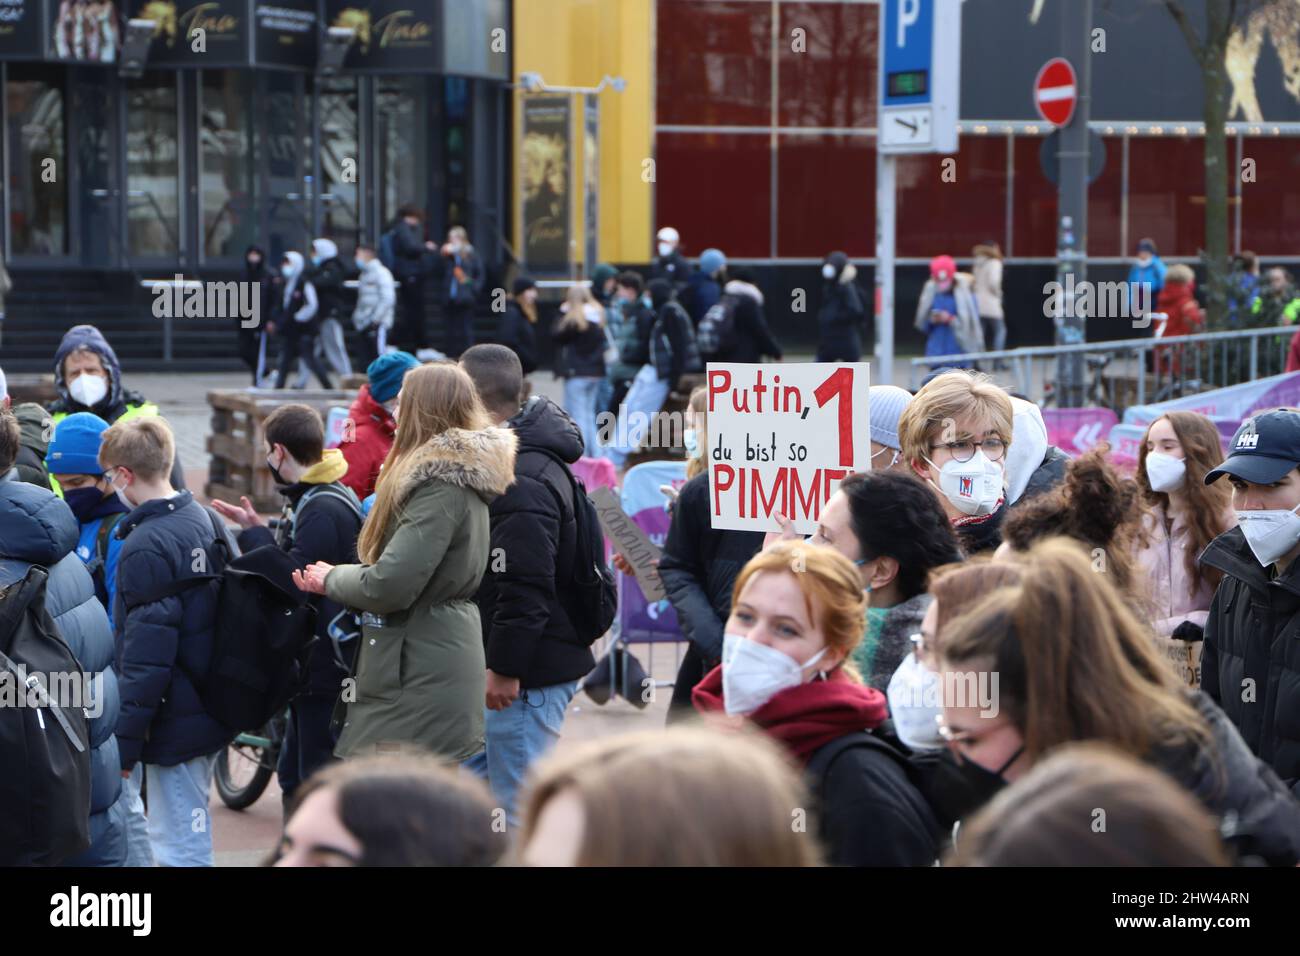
[317,75,360,248]
[7,65,69,260]
[124,72,182,263]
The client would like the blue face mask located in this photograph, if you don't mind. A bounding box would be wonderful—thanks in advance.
[354,257,367,271]
[310,255,322,266]
[281,264,294,278]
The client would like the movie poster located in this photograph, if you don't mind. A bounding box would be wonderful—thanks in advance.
[521,95,571,275]
[50,0,121,63]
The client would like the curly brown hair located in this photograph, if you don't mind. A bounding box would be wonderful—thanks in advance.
[1002,445,1146,606]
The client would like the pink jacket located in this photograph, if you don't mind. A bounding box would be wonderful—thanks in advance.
[1133,502,1235,635]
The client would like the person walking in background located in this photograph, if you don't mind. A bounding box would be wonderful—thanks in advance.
[604,272,655,416]
[915,255,982,369]
[815,251,867,362]
[685,248,725,324]
[438,226,485,359]
[499,277,541,375]
[239,246,275,386]
[713,267,782,365]
[386,206,434,355]
[1133,413,1235,649]
[338,351,419,501]
[270,252,333,390]
[460,345,594,825]
[0,367,53,489]
[589,263,618,307]
[351,244,396,366]
[971,241,1006,367]
[307,238,352,380]
[293,363,516,763]
[551,284,607,459]
[651,226,691,295]
[1227,251,1261,325]
[1127,237,1167,317]
[1152,264,1204,377]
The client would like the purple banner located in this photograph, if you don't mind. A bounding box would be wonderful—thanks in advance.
[618,460,688,644]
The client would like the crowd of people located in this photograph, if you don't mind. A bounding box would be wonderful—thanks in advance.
[5,293,1300,866]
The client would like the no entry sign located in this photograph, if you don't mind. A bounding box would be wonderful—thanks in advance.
[1034,58,1077,127]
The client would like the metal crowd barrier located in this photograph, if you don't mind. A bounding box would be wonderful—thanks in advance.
[908,324,1297,413]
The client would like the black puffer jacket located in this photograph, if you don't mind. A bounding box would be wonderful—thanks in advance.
[309,257,350,323]
[711,280,782,364]
[474,396,596,688]
[552,314,607,379]
[237,479,361,696]
[1154,691,1300,866]
[1200,526,1300,799]
[816,257,867,362]
[657,472,765,667]
[499,301,539,374]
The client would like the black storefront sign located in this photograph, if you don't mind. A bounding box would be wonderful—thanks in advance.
[0,0,41,59]
[253,0,316,70]
[961,0,1300,123]
[324,0,440,73]
[124,0,247,67]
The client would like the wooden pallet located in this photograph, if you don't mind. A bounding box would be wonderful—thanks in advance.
[205,388,357,512]
[4,374,58,405]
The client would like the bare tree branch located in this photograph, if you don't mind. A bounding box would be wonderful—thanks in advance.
[1163,0,1208,66]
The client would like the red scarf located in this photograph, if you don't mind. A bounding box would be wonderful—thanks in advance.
[692,665,888,765]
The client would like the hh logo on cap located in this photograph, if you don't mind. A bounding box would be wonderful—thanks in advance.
[1237,432,1260,449]
[959,475,974,497]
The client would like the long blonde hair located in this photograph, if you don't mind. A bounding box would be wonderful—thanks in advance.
[686,386,708,479]
[357,362,491,563]
[558,284,602,334]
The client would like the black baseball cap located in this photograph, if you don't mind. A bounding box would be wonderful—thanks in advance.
[1205,409,1300,485]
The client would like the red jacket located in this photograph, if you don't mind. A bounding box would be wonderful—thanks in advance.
[339,385,396,499]
[1155,280,1204,339]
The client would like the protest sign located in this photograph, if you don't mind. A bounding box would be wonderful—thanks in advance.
[618,460,686,642]
[591,485,666,602]
[707,363,871,534]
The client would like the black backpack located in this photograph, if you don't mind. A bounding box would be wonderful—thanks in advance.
[525,448,617,645]
[124,509,317,733]
[697,294,739,356]
[0,564,92,866]
[805,727,928,795]
[82,512,125,612]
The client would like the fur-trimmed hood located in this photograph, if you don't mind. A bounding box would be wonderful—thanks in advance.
[839,262,858,285]
[725,278,764,305]
[392,425,518,506]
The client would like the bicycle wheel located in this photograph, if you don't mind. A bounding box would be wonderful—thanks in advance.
[215,738,275,811]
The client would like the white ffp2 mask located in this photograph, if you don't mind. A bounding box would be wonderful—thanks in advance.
[721,632,827,716]
[927,450,1003,517]
[1237,507,1300,567]
[1145,452,1187,493]
[69,373,108,408]
[886,652,945,752]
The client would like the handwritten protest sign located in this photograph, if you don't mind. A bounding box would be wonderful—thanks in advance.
[707,362,871,534]
[591,485,667,602]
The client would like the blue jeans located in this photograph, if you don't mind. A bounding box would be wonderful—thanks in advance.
[121,764,155,867]
[564,377,603,459]
[462,680,579,826]
[605,365,671,470]
[145,753,218,867]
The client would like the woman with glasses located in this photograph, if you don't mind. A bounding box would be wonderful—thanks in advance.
[692,542,941,866]
[930,538,1300,866]
[897,370,1014,554]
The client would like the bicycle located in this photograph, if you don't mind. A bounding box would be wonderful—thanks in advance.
[1041,353,1116,411]
[214,711,287,811]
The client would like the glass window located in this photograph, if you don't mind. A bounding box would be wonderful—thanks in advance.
[377,75,431,229]
[776,133,874,258]
[657,1,773,127]
[200,71,255,260]
[1239,136,1300,255]
[125,73,180,259]
[896,136,1007,258]
[263,71,309,260]
[656,132,771,258]
[318,75,360,246]
[1126,135,1204,257]
[8,66,67,256]
[444,76,470,231]
[778,2,876,129]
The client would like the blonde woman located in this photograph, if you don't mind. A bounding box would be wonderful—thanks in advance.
[519,726,821,866]
[551,283,607,457]
[691,542,941,866]
[294,363,517,762]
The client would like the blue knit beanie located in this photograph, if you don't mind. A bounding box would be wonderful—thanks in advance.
[46,412,111,476]
[367,352,420,404]
[699,248,727,278]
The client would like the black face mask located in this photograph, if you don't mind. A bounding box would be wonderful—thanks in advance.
[266,452,290,487]
[926,745,1025,825]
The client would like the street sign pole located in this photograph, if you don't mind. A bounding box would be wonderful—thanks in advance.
[1054,1,1092,407]
[877,0,961,389]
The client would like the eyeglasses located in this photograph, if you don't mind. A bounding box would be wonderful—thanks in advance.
[929,438,1006,463]
[908,632,938,670]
